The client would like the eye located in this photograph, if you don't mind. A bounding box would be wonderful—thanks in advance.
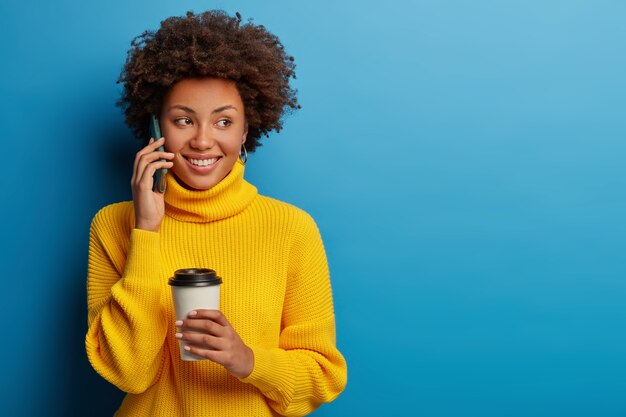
[174,117,192,126]
[216,119,232,128]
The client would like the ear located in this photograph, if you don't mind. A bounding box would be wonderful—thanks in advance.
[242,122,248,144]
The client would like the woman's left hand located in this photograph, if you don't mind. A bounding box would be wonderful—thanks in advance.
[175,310,254,378]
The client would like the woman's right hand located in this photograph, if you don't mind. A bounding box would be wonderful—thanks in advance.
[131,137,175,232]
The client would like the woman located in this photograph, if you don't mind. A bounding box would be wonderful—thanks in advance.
[85,10,347,417]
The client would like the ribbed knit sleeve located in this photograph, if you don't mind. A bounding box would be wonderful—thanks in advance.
[239,213,348,417]
[85,203,168,394]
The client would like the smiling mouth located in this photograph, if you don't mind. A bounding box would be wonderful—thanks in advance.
[185,157,221,167]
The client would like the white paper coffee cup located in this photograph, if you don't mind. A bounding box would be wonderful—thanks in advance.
[169,268,222,361]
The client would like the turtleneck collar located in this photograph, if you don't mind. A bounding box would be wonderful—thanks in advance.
[164,160,257,223]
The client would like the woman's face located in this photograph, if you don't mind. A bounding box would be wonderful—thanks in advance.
[160,77,247,190]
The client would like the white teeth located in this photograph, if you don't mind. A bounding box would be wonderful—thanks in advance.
[189,158,218,167]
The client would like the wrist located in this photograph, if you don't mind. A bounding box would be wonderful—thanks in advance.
[231,346,254,378]
[135,220,160,233]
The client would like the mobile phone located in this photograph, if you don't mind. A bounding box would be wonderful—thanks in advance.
[149,114,167,193]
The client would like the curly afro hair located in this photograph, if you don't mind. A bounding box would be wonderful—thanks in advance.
[117,10,300,153]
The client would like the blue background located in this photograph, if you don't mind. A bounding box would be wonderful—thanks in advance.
[1,0,625,416]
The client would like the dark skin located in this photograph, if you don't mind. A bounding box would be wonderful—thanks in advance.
[131,77,254,379]
[133,136,253,378]
[175,310,254,378]
[118,10,299,153]
[133,142,253,378]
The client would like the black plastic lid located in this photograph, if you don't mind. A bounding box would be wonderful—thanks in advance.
[168,268,222,287]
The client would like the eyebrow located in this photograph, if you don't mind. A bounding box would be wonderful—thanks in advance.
[167,104,239,114]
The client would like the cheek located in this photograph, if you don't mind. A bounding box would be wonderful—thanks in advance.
[226,141,242,154]
[225,131,245,153]
[162,132,185,153]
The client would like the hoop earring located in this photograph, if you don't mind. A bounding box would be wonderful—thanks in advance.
[240,143,248,165]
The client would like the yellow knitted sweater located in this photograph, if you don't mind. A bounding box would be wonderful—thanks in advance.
[85,161,347,417]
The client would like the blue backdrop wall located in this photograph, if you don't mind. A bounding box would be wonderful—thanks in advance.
[1,1,625,416]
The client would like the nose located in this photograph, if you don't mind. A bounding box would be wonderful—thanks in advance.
[190,124,216,150]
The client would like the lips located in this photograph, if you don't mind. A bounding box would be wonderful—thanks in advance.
[182,155,222,172]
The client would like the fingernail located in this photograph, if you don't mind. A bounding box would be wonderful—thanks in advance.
[158,137,165,141]
[175,333,182,339]
[175,320,183,326]
[184,345,191,351]
[149,138,154,144]
[189,311,197,317]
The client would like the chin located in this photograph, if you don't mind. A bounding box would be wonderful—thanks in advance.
[173,173,219,191]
